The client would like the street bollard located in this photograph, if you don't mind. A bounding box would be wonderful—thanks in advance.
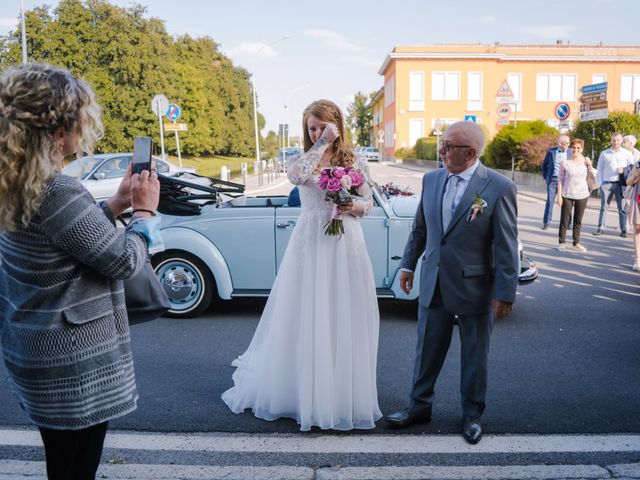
[221,165,228,182]
[241,162,247,185]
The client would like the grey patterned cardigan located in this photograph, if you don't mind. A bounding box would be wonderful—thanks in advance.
[0,173,148,430]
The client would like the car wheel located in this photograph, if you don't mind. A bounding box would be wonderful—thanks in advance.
[151,250,215,318]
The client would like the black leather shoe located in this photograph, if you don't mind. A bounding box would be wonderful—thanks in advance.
[462,417,482,444]
[621,232,627,238]
[541,224,549,230]
[593,229,604,236]
[385,409,432,428]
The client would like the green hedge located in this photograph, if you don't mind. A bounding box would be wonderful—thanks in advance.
[483,120,558,170]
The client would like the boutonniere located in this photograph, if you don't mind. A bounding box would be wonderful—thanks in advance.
[467,194,488,222]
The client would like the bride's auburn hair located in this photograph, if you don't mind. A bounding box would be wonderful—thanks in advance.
[302,99,354,167]
[0,63,102,232]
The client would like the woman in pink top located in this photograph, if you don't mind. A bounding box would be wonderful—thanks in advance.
[557,138,593,252]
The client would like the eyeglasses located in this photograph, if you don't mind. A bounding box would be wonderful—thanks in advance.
[440,141,471,152]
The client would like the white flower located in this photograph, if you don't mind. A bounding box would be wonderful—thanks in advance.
[340,174,352,190]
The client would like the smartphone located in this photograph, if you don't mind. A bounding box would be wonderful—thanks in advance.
[132,136,153,174]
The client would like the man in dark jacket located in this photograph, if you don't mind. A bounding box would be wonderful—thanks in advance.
[541,135,570,229]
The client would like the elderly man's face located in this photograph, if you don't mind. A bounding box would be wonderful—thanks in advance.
[611,134,623,150]
[440,125,477,174]
[558,136,570,151]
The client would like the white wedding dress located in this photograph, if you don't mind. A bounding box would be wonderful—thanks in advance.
[221,153,382,431]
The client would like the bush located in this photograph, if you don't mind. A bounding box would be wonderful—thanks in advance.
[572,111,640,164]
[395,147,410,160]
[414,137,439,160]
[518,132,558,172]
[484,120,558,170]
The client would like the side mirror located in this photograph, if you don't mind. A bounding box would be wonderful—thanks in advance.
[93,172,106,180]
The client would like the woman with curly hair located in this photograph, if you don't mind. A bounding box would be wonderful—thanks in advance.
[0,63,159,480]
[222,99,381,431]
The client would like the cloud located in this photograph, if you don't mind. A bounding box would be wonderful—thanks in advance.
[303,29,362,52]
[526,25,576,40]
[340,55,381,68]
[224,41,280,65]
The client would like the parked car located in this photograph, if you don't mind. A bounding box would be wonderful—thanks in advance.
[363,146,380,162]
[150,181,538,318]
[63,153,195,202]
[274,147,303,172]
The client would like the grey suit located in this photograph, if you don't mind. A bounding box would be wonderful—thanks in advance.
[401,162,518,418]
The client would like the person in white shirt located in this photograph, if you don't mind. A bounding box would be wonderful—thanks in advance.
[594,133,634,237]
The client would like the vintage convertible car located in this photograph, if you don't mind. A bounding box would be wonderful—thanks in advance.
[151,175,538,318]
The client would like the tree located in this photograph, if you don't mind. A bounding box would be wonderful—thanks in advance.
[572,111,640,165]
[0,0,257,157]
[346,91,373,146]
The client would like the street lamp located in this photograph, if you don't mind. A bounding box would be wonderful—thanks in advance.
[251,35,291,165]
[284,84,310,148]
[20,0,27,63]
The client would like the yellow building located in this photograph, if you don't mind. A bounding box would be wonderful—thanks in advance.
[377,43,640,158]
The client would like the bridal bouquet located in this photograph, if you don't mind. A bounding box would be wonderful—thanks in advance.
[317,166,365,236]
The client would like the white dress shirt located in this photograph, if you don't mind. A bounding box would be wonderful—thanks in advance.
[595,147,634,183]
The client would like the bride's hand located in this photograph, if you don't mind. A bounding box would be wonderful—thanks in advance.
[337,199,353,214]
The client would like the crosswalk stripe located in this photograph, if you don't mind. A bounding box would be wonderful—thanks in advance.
[2,429,640,454]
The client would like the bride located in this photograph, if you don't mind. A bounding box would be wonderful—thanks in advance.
[221,99,382,431]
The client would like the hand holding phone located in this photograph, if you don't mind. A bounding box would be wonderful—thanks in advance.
[132,136,153,174]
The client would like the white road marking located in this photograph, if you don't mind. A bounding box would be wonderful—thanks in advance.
[2,429,640,454]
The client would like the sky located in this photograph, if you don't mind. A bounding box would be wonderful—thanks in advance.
[1,0,638,138]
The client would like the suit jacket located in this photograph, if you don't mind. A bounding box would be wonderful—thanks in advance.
[400,163,519,315]
[542,147,562,184]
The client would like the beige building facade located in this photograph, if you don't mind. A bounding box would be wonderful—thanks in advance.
[377,44,640,158]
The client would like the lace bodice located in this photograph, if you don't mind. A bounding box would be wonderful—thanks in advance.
[287,150,374,216]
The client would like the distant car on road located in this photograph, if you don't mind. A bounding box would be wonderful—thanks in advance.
[63,153,195,202]
[363,147,380,162]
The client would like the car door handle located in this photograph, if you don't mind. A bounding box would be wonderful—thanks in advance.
[391,256,402,260]
[277,221,296,229]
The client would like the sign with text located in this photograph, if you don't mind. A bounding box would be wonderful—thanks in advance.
[495,79,515,103]
[164,123,188,132]
[580,82,608,94]
[579,82,608,122]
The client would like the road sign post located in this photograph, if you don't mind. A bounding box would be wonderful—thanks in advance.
[151,94,169,160]
[434,119,443,167]
[165,103,183,166]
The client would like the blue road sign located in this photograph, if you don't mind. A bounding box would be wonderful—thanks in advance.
[464,115,477,122]
[165,103,181,122]
[554,102,571,121]
[580,82,608,94]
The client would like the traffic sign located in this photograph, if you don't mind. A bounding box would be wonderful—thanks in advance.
[164,123,188,132]
[580,82,607,94]
[434,119,443,134]
[496,103,511,118]
[580,91,607,103]
[579,101,609,112]
[496,119,510,126]
[554,102,571,121]
[165,103,181,122]
[377,129,385,137]
[579,110,608,121]
[464,115,477,122]
[495,79,515,103]
[151,94,169,116]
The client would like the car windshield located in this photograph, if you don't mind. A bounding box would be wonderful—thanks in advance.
[62,157,101,179]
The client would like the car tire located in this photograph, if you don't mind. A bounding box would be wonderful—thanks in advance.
[151,250,216,318]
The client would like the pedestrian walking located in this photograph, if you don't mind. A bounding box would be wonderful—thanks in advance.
[541,135,571,230]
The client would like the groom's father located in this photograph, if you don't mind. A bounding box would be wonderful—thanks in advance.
[386,121,519,444]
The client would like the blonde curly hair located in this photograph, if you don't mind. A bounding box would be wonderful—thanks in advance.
[0,63,103,231]
[302,99,354,167]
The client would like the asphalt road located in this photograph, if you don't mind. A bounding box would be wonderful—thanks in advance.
[0,164,638,439]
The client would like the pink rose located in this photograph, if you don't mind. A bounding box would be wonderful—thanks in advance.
[326,177,342,192]
[349,171,364,187]
[332,168,345,179]
[318,175,329,189]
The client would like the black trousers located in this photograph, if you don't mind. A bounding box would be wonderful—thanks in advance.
[559,196,588,245]
[39,422,108,480]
